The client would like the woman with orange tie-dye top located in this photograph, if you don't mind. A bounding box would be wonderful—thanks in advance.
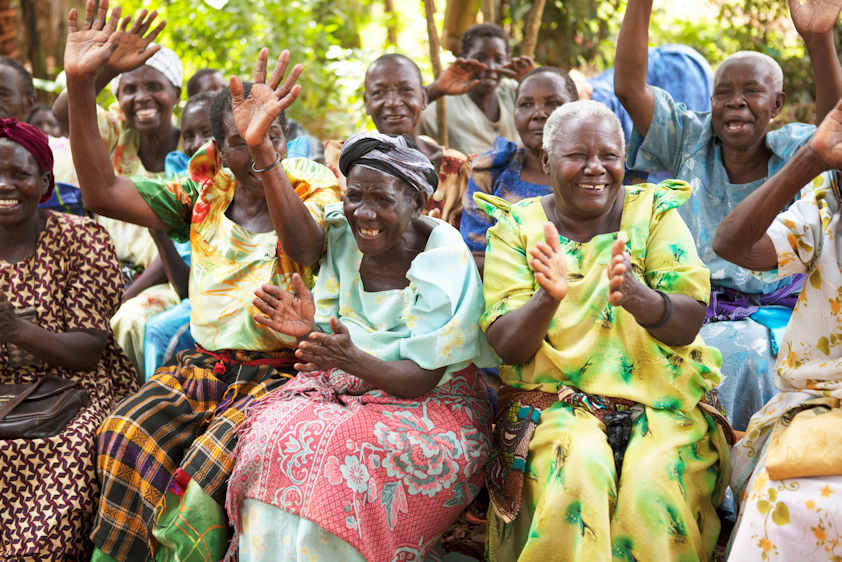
[62,4,339,559]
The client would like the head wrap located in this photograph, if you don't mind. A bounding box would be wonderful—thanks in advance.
[111,45,183,97]
[338,132,437,197]
[0,117,54,202]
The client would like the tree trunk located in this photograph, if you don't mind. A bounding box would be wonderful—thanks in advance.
[422,0,448,147]
[0,0,20,59]
[481,0,495,23]
[521,0,547,59]
[384,0,398,47]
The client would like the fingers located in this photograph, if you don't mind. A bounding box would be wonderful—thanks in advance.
[252,297,277,317]
[267,50,290,90]
[290,273,311,300]
[253,313,280,331]
[103,6,121,34]
[329,317,348,335]
[294,361,319,372]
[276,63,303,99]
[118,15,132,32]
[253,47,269,84]
[229,75,244,107]
[85,0,98,29]
[543,221,562,252]
[277,84,302,112]
[146,20,166,44]
[128,8,147,34]
[68,8,79,33]
[610,234,627,258]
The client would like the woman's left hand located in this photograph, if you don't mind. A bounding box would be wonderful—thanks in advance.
[789,0,842,36]
[230,48,303,150]
[607,232,643,307]
[0,294,21,344]
[294,317,361,373]
[502,56,537,81]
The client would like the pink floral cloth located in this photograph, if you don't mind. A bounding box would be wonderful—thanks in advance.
[226,366,491,560]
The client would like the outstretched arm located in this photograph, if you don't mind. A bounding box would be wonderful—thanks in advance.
[714,98,842,269]
[485,222,567,364]
[614,0,655,138]
[231,49,324,266]
[425,58,487,102]
[789,0,842,123]
[64,0,169,228]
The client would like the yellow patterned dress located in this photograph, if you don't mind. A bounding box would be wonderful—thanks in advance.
[729,171,842,561]
[90,141,341,562]
[479,181,729,562]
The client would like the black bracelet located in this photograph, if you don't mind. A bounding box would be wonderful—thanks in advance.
[250,152,281,173]
[639,289,672,330]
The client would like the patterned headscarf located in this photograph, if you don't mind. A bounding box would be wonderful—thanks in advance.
[338,132,437,197]
[112,45,183,96]
[0,117,54,202]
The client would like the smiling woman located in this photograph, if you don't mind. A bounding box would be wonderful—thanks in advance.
[478,100,730,562]
[0,118,137,560]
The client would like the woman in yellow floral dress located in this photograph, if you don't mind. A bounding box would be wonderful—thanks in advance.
[714,99,842,562]
[480,100,730,562]
[61,3,340,560]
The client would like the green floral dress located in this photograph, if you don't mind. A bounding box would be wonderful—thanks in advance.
[479,181,730,562]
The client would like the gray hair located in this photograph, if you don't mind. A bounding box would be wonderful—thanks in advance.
[542,100,625,154]
[714,51,784,92]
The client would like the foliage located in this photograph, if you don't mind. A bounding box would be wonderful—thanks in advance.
[112,0,375,139]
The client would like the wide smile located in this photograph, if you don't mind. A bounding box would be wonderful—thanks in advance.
[357,226,383,240]
[577,183,609,193]
[0,198,22,211]
[723,120,753,135]
[134,107,159,125]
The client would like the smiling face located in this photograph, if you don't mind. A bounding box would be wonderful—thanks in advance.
[194,71,226,95]
[343,165,422,257]
[515,73,575,154]
[29,108,63,138]
[0,65,33,121]
[181,101,213,158]
[543,117,625,221]
[463,36,508,94]
[711,59,783,151]
[364,58,427,136]
[117,66,180,133]
[0,138,49,226]
[219,111,284,189]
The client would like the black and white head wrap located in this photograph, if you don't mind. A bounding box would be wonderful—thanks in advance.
[339,132,438,197]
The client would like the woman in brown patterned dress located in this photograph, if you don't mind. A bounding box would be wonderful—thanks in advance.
[0,118,137,560]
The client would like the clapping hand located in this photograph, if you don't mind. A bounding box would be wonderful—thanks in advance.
[529,222,568,301]
[293,317,361,373]
[607,232,641,307]
[230,48,303,150]
[809,97,842,168]
[253,273,315,338]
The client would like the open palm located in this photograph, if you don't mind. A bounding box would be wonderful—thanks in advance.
[789,0,842,35]
[64,0,122,77]
[231,48,303,148]
[811,98,842,167]
[106,9,166,75]
[253,274,315,338]
[529,222,568,301]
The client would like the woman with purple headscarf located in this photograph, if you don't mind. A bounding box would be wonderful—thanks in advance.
[0,118,137,559]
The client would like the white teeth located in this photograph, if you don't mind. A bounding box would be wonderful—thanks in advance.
[359,228,382,239]
[0,199,19,207]
[579,184,607,191]
[136,109,156,119]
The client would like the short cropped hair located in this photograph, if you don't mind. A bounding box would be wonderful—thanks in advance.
[187,68,222,98]
[460,23,510,57]
[516,66,579,101]
[365,54,424,87]
[543,100,625,154]
[0,56,34,97]
[714,51,784,93]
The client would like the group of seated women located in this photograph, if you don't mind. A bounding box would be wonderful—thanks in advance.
[2,0,842,560]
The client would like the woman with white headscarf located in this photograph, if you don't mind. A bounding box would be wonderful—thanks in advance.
[225,131,497,561]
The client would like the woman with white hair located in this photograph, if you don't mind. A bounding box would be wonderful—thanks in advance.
[479,100,730,561]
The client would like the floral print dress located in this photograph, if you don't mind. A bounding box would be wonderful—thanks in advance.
[729,171,842,561]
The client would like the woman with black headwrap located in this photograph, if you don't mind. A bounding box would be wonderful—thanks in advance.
[0,117,137,559]
[225,131,497,561]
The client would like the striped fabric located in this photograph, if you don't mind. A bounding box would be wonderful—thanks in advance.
[91,347,294,561]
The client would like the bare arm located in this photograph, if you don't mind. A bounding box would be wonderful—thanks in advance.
[63,1,170,228]
[121,256,168,301]
[149,230,190,299]
[614,0,655,138]
[232,49,324,266]
[789,0,842,124]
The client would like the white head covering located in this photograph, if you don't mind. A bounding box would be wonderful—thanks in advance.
[111,45,183,97]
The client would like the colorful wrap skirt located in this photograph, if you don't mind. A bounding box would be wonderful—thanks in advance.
[226,366,492,561]
[91,347,294,561]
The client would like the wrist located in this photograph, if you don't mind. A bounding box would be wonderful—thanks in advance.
[799,142,832,176]
[621,281,658,319]
[536,286,563,307]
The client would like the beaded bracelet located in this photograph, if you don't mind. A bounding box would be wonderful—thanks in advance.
[639,289,672,330]
[250,152,281,173]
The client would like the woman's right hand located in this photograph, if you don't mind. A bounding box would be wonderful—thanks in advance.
[64,0,164,80]
[810,97,842,168]
[529,222,568,301]
[432,58,487,96]
[253,273,315,338]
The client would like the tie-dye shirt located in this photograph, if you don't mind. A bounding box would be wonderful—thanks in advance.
[479,180,721,412]
[133,141,341,352]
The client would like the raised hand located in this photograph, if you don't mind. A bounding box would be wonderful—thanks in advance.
[501,56,537,82]
[433,58,487,95]
[789,0,842,36]
[230,48,303,149]
[809,97,842,167]
[607,232,641,306]
[64,0,124,78]
[294,317,361,373]
[253,273,315,338]
[105,8,166,76]
[529,222,568,301]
